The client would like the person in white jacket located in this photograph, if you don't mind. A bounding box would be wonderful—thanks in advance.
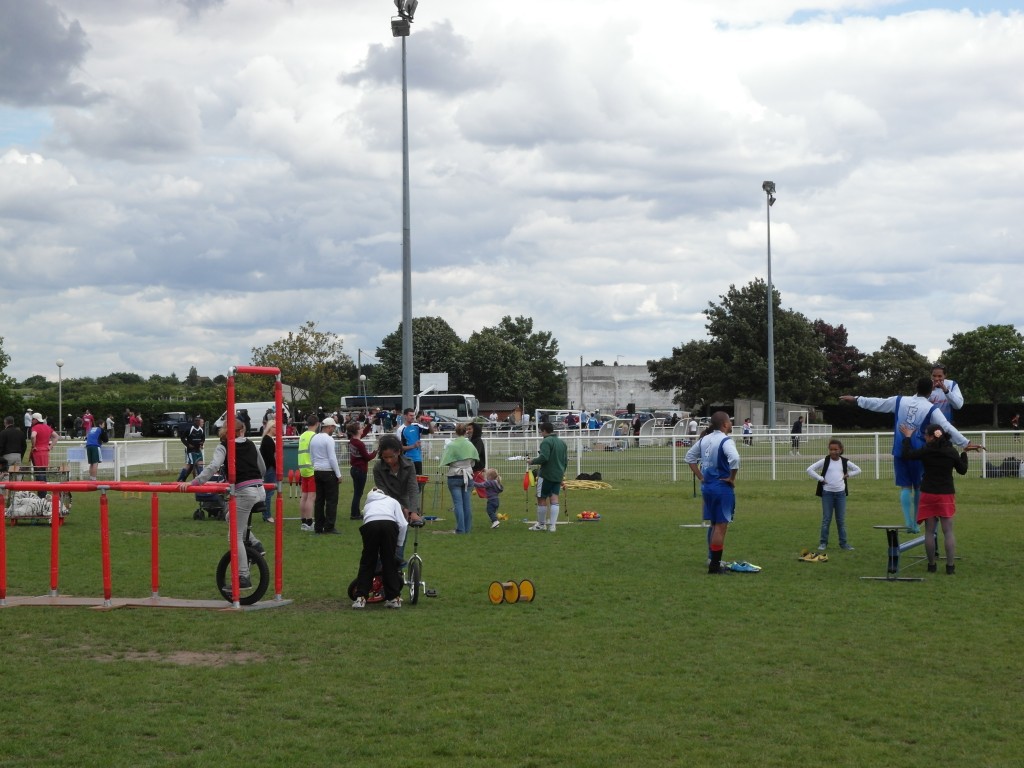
[352,488,409,609]
[806,439,861,551]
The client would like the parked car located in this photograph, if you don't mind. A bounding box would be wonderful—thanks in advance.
[423,414,460,433]
[151,411,193,438]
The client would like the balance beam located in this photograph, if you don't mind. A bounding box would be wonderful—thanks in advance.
[861,525,927,582]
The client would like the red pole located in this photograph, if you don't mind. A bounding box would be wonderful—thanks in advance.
[0,494,7,602]
[274,377,284,597]
[49,487,61,595]
[100,491,112,602]
[233,365,281,376]
[150,492,160,597]
[226,374,239,604]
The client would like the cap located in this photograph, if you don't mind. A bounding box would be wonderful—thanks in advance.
[321,417,338,427]
[32,412,44,421]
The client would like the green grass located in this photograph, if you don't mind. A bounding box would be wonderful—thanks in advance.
[1,476,1022,767]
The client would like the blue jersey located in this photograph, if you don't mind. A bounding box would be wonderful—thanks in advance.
[399,423,426,462]
[85,426,105,448]
[684,431,740,483]
[856,394,968,456]
[928,380,963,421]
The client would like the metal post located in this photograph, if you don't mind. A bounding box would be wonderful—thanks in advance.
[762,182,776,433]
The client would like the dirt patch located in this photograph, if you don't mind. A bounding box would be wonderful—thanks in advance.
[92,650,265,667]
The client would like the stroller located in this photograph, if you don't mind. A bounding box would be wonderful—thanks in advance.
[192,471,227,521]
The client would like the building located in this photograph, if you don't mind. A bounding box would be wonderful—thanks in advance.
[563,364,677,414]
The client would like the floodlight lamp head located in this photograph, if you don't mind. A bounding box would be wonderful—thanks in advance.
[768,195,776,207]
[406,0,418,20]
[762,180,776,195]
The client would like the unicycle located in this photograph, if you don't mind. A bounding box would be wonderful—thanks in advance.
[346,518,436,605]
[215,530,269,605]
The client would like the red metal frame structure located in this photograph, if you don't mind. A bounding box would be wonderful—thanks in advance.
[0,365,288,611]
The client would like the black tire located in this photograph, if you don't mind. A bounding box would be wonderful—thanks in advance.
[193,508,204,520]
[347,578,358,601]
[171,427,180,438]
[407,558,421,605]
[216,546,269,605]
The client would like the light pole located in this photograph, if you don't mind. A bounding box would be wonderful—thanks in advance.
[56,359,64,436]
[359,374,368,413]
[762,181,776,432]
[391,0,419,411]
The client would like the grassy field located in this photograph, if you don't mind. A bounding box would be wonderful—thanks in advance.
[1,475,1021,767]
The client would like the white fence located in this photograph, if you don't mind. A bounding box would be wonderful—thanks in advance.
[28,431,1024,485]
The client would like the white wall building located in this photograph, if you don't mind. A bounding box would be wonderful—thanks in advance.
[564,364,677,414]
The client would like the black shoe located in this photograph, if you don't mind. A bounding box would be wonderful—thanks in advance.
[946,564,955,575]
[322,529,342,535]
[927,562,937,573]
[350,515,363,520]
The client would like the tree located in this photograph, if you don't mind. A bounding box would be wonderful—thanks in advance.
[589,360,606,367]
[813,320,865,397]
[374,317,466,398]
[250,321,354,413]
[487,316,565,408]
[648,340,715,410]
[186,366,200,387]
[0,336,23,417]
[462,329,529,403]
[859,337,930,395]
[939,324,1024,426]
[649,280,826,412]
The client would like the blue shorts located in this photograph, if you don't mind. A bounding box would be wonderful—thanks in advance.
[702,482,735,525]
[538,478,562,499]
[893,456,923,487]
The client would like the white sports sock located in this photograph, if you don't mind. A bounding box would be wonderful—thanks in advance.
[548,504,559,526]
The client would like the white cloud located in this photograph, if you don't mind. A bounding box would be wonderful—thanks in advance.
[0,0,1022,391]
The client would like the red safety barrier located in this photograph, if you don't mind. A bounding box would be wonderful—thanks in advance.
[1,365,288,610]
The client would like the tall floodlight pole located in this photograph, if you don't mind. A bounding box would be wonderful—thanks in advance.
[762,181,776,432]
[56,359,64,435]
[392,0,418,410]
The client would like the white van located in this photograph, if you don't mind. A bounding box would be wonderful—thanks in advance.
[214,402,291,435]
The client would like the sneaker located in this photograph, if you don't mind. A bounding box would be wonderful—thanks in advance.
[528,522,546,531]
[490,520,500,529]
[799,550,819,562]
[384,597,402,609]
[840,544,854,551]
[547,524,556,532]
[816,553,828,563]
[945,564,956,575]
[817,544,827,551]
[350,515,363,520]
[300,523,315,532]
[927,562,937,573]
[264,516,275,524]
[352,596,366,609]
[238,575,252,588]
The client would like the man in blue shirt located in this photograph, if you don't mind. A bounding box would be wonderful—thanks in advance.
[684,411,740,574]
[396,408,433,475]
[85,423,108,481]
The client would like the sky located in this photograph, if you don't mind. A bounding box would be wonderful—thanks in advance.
[1,0,1022,385]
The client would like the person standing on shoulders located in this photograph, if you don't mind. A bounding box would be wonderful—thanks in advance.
[685,411,740,574]
[929,364,963,423]
[528,421,568,532]
[310,417,343,534]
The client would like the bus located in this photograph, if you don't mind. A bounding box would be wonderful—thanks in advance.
[340,393,480,420]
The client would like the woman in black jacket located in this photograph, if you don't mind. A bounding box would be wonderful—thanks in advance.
[899,423,980,574]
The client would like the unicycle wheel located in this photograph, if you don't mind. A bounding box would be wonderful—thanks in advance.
[407,558,422,605]
[216,546,269,605]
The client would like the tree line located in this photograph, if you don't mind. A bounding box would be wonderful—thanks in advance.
[647,279,1024,426]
